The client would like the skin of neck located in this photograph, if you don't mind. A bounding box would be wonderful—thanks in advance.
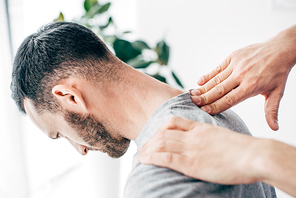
[80,62,184,141]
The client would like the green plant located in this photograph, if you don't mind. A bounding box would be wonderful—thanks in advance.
[54,0,183,88]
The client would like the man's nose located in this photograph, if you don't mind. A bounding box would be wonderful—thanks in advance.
[65,137,88,155]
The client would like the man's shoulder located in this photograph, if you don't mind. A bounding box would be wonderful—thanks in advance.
[124,92,276,198]
[135,92,250,150]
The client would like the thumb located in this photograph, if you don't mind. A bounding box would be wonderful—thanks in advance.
[264,88,283,131]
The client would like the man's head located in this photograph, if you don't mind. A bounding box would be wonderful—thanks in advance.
[11,21,113,114]
[11,22,130,157]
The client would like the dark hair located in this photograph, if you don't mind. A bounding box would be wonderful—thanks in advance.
[11,22,114,114]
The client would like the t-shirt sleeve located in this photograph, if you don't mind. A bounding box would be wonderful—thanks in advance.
[123,96,276,198]
[124,161,243,198]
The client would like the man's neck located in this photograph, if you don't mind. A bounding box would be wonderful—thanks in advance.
[100,66,184,140]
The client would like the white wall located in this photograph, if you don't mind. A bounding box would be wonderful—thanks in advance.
[9,0,132,197]
[9,0,140,197]
[7,0,296,197]
[0,1,29,197]
[137,0,296,197]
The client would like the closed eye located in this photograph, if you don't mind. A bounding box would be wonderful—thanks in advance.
[50,132,61,140]
[55,132,60,139]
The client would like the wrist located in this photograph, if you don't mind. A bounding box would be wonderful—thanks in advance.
[276,25,296,70]
[246,138,275,183]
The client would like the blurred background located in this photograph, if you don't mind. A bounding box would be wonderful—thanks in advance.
[1,0,296,197]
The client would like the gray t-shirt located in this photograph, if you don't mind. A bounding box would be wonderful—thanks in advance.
[124,92,276,198]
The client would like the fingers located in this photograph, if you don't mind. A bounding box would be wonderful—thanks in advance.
[191,77,238,106]
[138,129,189,165]
[140,138,186,157]
[193,69,233,98]
[137,152,191,176]
[159,116,201,131]
[196,65,224,87]
[199,86,247,115]
[197,56,231,86]
[154,129,188,143]
[264,87,283,131]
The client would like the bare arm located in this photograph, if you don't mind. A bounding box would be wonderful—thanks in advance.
[138,116,296,197]
[261,139,296,197]
[191,24,296,130]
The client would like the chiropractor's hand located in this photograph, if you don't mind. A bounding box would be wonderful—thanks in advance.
[191,25,296,131]
[137,116,264,185]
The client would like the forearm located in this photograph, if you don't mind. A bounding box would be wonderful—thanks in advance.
[274,24,296,70]
[252,139,296,197]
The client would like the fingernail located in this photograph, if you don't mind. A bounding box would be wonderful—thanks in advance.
[201,106,211,113]
[197,77,204,85]
[191,89,201,96]
[191,96,201,104]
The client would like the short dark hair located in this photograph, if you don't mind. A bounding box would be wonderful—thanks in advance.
[11,22,114,114]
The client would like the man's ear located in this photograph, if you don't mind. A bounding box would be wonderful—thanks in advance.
[52,85,87,112]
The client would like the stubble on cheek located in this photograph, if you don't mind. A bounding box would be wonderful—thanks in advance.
[64,111,130,158]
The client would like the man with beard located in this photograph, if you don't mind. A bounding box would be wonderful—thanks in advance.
[11,22,276,197]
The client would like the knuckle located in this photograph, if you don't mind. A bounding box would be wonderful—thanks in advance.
[265,104,279,116]
[216,65,222,73]
[156,140,166,151]
[163,153,173,164]
[247,79,257,88]
[241,80,257,94]
[224,95,235,107]
[214,85,225,95]
[209,103,217,114]
[265,108,279,123]
[269,108,278,116]
[213,76,222,84]
[204,73,211,81]
[198,86,207,94]
[200,94,208,104]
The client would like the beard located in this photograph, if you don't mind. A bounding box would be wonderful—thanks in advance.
[64,110,130,158]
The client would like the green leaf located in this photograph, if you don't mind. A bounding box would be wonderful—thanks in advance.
[127,55,155,68]
[122,31,132,34]
[84,0,98,12]
[132,40,151,51]
[85,2,111,18]
[99,17,113,30]
[85,4,101,18]
[156,40,170,65]
[54,12,65,22]
[152,74,167,83]
[172,71,184,88]
[103,35,117,44]
[97,2,111,14]
[113,39,141,62]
